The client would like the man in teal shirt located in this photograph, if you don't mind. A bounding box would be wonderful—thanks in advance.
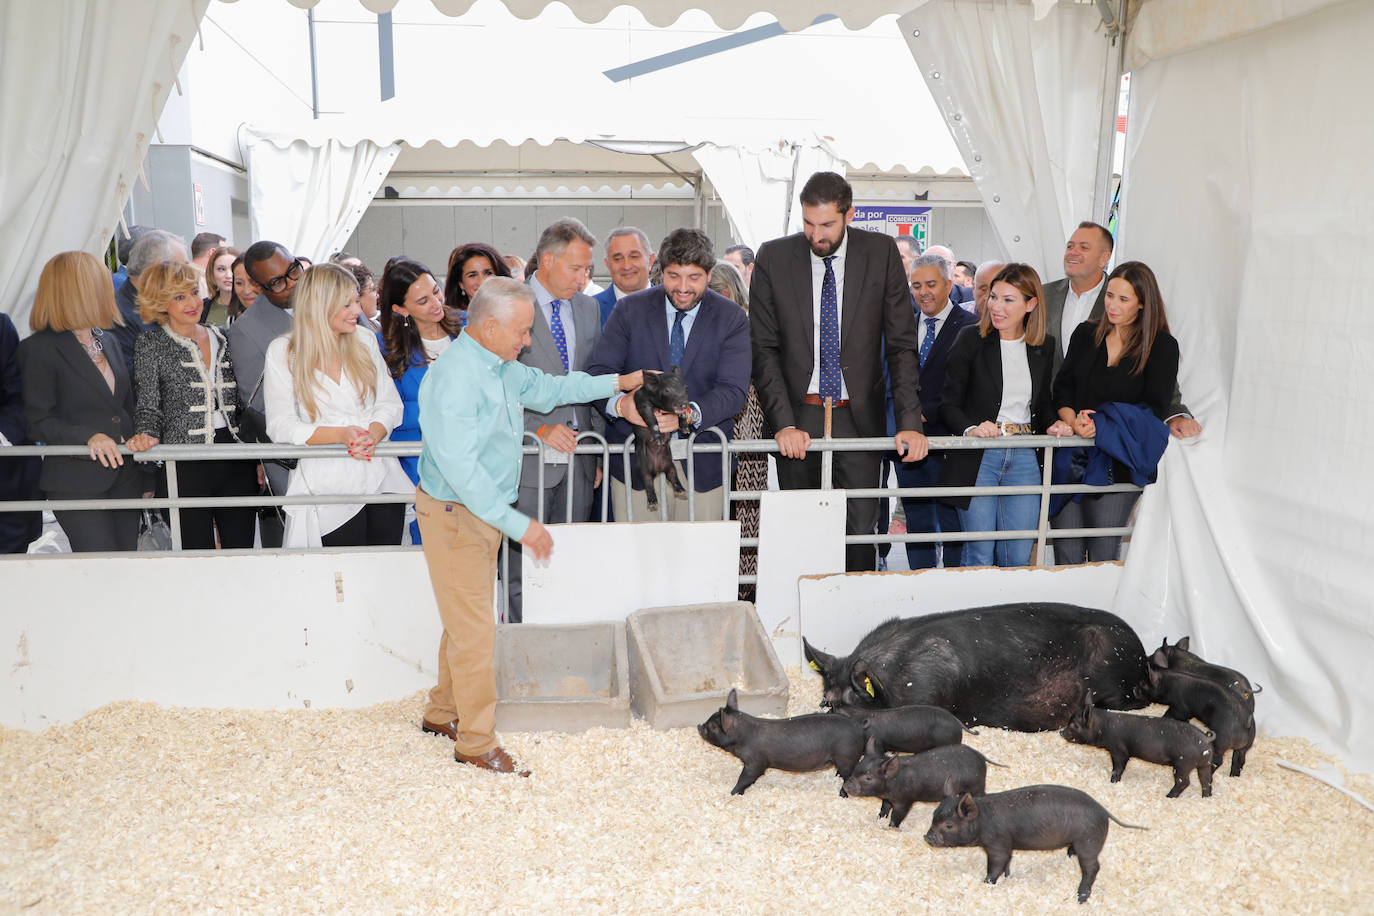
[415,276,642,775]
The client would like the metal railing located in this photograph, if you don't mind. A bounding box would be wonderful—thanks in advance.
[1,433,1138,572]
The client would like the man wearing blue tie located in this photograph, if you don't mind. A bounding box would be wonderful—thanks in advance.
[507,217,604,621]
[896,253,976,569]
[750,172,927,572]
[587,228,751,522]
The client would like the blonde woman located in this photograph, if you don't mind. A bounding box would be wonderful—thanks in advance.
[18,251,150,551]
[263,263,410,547]
[131,260,257,549]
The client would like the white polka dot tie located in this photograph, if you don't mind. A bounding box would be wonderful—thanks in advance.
[819,256,841,399]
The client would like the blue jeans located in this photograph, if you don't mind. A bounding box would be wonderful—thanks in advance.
[895,453,962,569]
[958,446,1041,568]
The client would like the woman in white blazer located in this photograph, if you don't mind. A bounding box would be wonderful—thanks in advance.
[264,263,412,547]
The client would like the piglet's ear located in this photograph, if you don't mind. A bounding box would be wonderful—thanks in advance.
[803,638,837,678]
[881,756,901,780]
[957,793,979,818]
[942,776,957,798]
[726,688,739,711]
[851,660,888,704]
[865,735,881,757]
[1150,648,1171,669]
[1176,636,1191,652]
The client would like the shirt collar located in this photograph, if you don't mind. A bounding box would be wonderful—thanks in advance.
[1072,272,1106,302]
[665,294,701,323]
[925,301,955,324]
[457,329,504,369]
[528,274,555,307]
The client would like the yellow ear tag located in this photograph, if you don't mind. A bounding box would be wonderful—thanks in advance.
[864,677,875,698]
[808,660,821,672]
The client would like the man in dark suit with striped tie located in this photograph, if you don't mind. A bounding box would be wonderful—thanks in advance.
[750,171,927,572]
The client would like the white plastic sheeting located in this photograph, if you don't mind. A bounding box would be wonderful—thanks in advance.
[900,0,1114,274]
[0,0,210,331]
[1124,0,1348,70]
[242,128,400,262]
[692,139,846,251]
[1113,0,1373,773]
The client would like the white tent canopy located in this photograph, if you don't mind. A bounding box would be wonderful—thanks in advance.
[239,1,969,256]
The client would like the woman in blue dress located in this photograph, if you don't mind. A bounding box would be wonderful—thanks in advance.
[377,257,463,543]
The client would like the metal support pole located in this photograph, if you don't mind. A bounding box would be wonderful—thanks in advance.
[821,397,834,489]
[1035,443,1055,565]
[164,459,182,550]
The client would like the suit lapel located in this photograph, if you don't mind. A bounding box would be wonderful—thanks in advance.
[791,237,814,356]
[839,229,860,341]
[573,294,598,369]
[57,332,119,407]
[678,296,713,376]
[981,332,1004,393]
[528,300,562,373]
[929,308,969,365]
[649,292,672,371]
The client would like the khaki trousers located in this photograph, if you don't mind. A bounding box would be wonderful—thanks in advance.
[610,466,726,523]
[416,488,501,757]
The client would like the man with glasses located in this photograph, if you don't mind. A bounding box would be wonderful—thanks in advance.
[227,240,302,547]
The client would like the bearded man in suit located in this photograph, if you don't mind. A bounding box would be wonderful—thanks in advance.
[749,171,928,572]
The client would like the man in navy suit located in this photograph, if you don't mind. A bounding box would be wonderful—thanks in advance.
[587,227,750,522]
[896,253,976,569]
[593,227,655,328]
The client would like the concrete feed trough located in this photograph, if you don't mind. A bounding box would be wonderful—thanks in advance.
[627,601,788,728]
[494,621,631,732]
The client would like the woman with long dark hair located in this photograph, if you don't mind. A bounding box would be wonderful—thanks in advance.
[378,258,463,543]
[443,242,511,322]
[1047,260,1180,563]
[939,263,1056,567]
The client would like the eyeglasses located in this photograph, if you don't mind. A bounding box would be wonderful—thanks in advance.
[254,258,304,294]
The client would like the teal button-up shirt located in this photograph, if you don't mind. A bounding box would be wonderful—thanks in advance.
[417,332,617,541]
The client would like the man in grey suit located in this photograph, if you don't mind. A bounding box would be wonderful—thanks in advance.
[506,218,605,621]
[226,240,300,547]
[1043,221,1200,439]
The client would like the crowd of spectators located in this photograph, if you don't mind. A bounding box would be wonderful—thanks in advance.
[0,171,1198,575]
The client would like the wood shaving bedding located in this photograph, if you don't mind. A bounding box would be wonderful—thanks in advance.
[1,670,1370,914]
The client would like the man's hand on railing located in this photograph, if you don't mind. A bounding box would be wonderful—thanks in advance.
[1047,420,1075,437]
[521,518,553,561]
[775,427,811,459]
[127,433,159,452]
[894,429,929,462]
[537,423,578,454]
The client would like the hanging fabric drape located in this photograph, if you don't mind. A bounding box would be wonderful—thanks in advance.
[0,0,210,331]
[694,139,845,251]
[1112,0,1374,774]
[898,0,1112,275]
[243,131,401,263]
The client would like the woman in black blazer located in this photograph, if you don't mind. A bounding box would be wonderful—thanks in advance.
[1047,260,1180,564]
[938,263,1056,567]
[18,251,155,551]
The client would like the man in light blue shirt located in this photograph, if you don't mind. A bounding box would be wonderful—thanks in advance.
[415,276,642,775]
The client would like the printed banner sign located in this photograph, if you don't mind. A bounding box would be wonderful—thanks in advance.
[850,206,931,249]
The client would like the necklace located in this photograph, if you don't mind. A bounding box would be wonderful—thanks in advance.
[76,329,105,360]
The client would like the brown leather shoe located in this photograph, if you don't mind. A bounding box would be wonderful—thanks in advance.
[455,746,531,777]
[421,718,459,741]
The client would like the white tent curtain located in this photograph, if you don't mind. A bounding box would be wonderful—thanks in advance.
[898,0,1112,273]
[693,139,845,251]
[1112,0,1373,772]
[242,129,401,263]
[0,0,210,331]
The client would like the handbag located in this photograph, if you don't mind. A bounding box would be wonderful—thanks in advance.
[138,510,173,551]
[236,370,298,470]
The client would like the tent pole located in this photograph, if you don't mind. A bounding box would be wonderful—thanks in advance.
[1090,0,1126,226]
